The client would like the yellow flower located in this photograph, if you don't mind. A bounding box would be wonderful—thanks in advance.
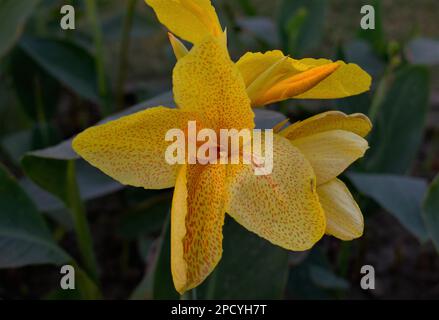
[279,111,372,240]
[73,0,373,294]
[146,0,371,106]
[73,36,326,294]
[145,0,372,240]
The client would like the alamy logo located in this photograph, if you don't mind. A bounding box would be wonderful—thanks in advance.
[165,121,274,175]
[360,5,375,30]
[60,265,75,290]
[60,5,75,30]
[360,265,375,290]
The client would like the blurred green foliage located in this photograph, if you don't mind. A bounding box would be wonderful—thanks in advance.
[0,0,438,300]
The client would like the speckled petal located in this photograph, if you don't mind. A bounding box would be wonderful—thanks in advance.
[280,111,372,140]
[236,51,371,106]
[318,179,364,240]
[236,50,296,88]
[173,36,254,131]
[291,130,369,185]
[255,62,340,106]
[293,58,372,99]
[72,107,199,189]
[171,164,226,294]
[225,134,325,251]
[145,0,222,44]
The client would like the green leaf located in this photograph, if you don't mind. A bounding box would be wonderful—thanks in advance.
[287,249,331,299]
[1,125,59,165]
[119,194,170,240]
[19,37,101,104]
[0,163,69,268]
[9,47,61,121]
[0,0,39,58]
[21,155,99,281]
[284,7,307,55]
[199,217,289,299]
[130,214,179,300]
[348,172,429,242]
[334,92,371,115]
[0,75,32,137]
[423,174,439,253]
[21,155,76,203]
[366,66,430,174]
[1,129,33,164]
[21,179,72,228]
[309,265,349,290]
[20,160,122,227]
[237,0,256,16]
[151,215,179,299]
[357,0,386,55]
[279,0,327,57]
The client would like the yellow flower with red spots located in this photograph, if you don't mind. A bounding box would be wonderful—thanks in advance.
[72,0,373,294]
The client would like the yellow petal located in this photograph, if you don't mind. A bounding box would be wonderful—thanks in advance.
[317,179,364,240]
[236,51,371,106]
[280,111,372,140]
[168,33,189,60]
[72,107,199,189]
[272,118,290,134]
[145,0,222,44]
[171,164,226,294]
[256,62,340,106]
[236,50,294,88]
[293,58,372,99]
[225,134,325,251]
[173,36,254,130]
[245,56,290,103]
[291,130,369,185]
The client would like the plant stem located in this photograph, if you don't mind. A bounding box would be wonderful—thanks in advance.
[180,288,197,300]
[191,287,197,300]
[205,270,218,299]
[116,0,137,110]
[66,160,99,283]
[337,241,351,277]
[180,292,191,300]
[85,0,110,115]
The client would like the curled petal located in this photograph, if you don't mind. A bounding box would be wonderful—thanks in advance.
[255,63,340,106]
[293,58,372,99]
[236,51,371,106]
[291,130,369,185]
[280,111,372,140]
[317,179,364,240]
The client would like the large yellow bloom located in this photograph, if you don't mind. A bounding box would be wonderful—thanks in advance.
[146,0,371,106]
[145,0,372,240]
[73,1,372,294]
[73,37,327,294]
